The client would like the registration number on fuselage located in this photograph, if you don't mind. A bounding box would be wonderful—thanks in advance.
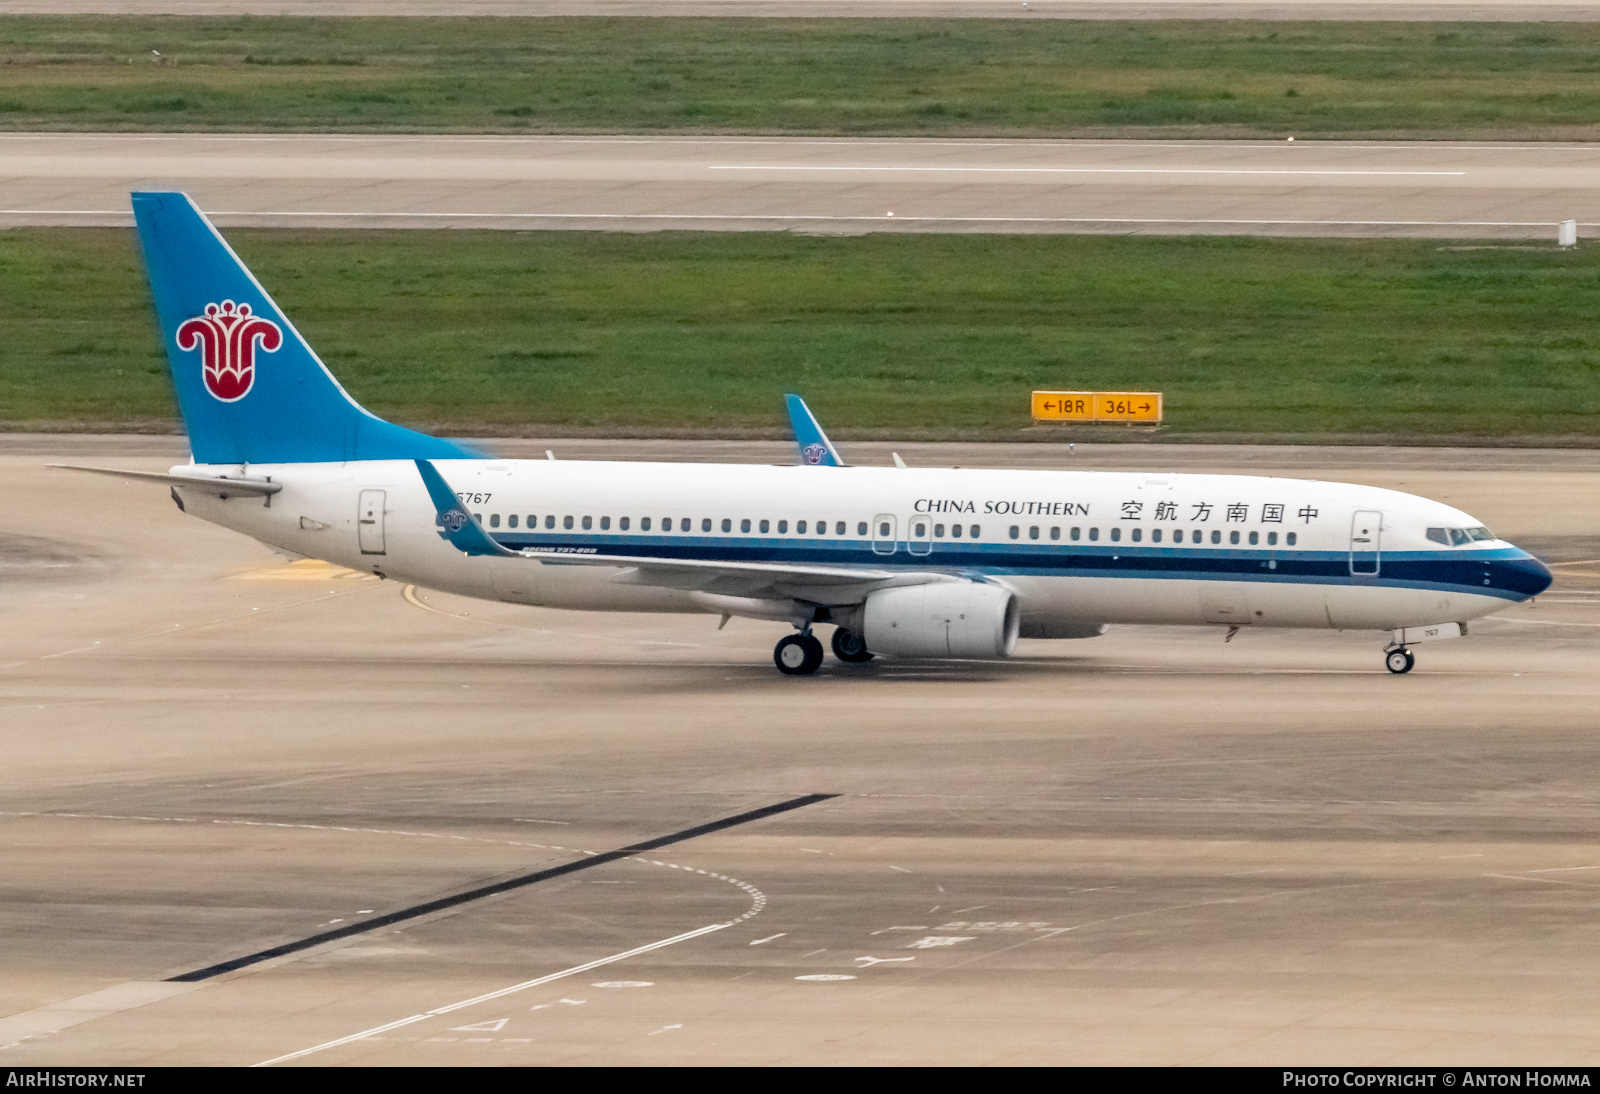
[455,492,492,505]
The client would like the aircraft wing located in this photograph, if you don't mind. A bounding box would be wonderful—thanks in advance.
[532,550,892,582]
[534,549,956,604]
[415,459,953,604]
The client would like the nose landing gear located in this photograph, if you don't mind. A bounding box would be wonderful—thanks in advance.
[774,632,825,676]
[1385,646,1415,674]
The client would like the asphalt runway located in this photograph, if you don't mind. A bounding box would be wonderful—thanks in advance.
[4,134,1597,239]
[2,1,1595,20]
[2,437,1599,1065]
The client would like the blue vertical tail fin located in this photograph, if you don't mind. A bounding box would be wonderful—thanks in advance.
[132,191,477,465]
[784,393,844,467]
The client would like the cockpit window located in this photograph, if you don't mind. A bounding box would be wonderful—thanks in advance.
[1427,526,1496,547]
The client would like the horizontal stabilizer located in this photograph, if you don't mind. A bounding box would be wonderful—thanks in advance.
[50,464,282,497]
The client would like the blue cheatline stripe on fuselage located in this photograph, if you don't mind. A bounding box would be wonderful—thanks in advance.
[468,531,1550,601]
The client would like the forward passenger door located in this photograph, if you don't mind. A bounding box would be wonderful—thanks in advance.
[1350,510,1382,576]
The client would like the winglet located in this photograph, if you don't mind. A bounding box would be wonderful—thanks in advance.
[415,459,516,557]
[784,394,844,467]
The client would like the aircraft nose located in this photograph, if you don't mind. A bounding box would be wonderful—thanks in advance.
[1502,549,1553,598]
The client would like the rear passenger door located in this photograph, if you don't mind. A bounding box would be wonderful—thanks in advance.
[358,489,386,555]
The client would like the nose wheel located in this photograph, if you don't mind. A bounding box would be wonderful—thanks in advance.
[1385,647,1415,674]
[775,633,825,676]
[831,626,874,663]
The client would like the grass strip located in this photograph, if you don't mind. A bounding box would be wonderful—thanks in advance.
[3,228,1598,442]
[2,17,1600,139]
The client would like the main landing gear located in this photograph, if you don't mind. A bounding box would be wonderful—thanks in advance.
[774,626,875,675]
[774,632,825,676]
[831,627,875,664]
[1385,646,1416,674]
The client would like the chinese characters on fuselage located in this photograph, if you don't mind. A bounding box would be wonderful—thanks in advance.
[1120,501,1317,524]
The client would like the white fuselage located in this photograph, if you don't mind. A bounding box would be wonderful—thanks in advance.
[172,459,1547,638]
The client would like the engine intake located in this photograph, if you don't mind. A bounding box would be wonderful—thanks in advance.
[862,582,1019,660]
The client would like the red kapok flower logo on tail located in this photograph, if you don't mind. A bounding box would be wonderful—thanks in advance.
[176,300,283,403]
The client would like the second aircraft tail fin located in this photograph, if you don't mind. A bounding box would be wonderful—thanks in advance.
[784,393,844,467]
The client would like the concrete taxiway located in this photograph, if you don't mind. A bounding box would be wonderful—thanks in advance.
[3,134,1596,239]
[2,437,1599,1065]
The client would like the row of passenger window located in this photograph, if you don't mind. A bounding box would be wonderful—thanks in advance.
[479,514,971,537]
[1006,524,1298,547]
[475,511,1300,548]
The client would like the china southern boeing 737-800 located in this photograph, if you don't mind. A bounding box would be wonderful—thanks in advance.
[60,192,1553,676]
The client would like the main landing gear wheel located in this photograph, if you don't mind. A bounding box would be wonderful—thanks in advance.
[775,633,825,676]
[831,627,874,663]
[1386,648,1415,674]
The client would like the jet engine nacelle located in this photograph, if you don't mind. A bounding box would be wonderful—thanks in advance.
[862,582,1020,659]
